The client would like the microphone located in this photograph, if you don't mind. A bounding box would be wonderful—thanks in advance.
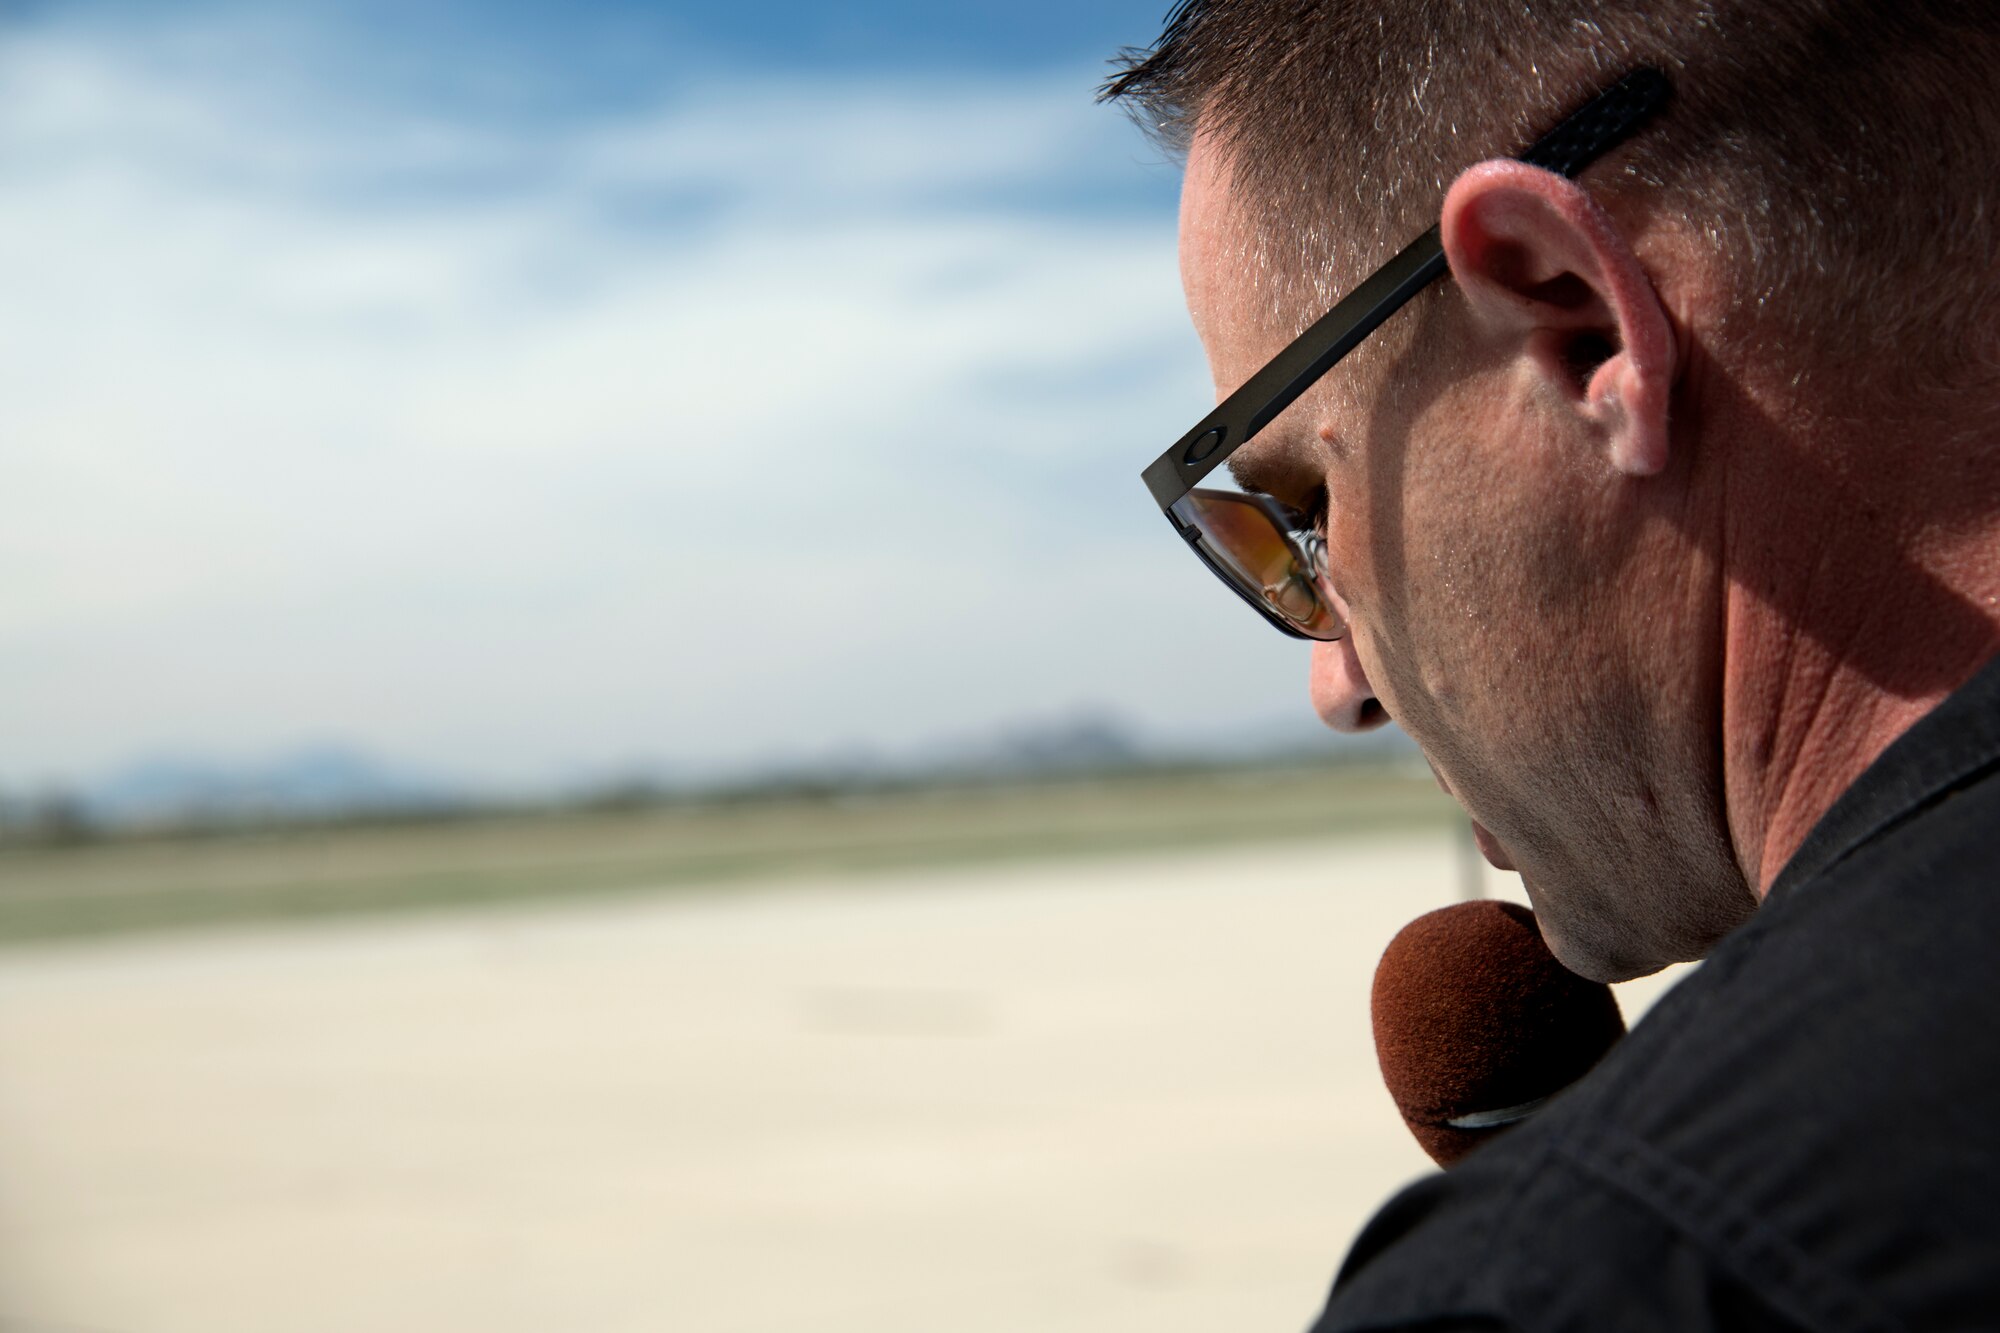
[1371,900,1625,1167]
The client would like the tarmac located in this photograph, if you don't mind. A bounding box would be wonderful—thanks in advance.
[0,830,1689,1333]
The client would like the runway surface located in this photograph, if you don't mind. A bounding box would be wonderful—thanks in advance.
[0,831,1687,1333]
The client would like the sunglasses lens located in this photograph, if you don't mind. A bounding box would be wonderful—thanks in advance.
[1171,490,1345,639]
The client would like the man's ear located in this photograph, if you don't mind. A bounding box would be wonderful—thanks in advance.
[1438,159,1677,477]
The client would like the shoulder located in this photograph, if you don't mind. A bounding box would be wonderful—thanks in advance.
[1313,763,2000,1333]
[1313,1107,1816,1332]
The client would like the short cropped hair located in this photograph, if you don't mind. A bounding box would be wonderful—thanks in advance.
[1103,0,2000,400]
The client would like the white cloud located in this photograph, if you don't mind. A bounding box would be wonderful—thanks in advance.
[0,20,1316,789]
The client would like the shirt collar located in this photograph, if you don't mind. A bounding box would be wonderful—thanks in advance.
[1768,649,2000,903]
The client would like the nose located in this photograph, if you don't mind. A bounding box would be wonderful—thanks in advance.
[1310,636,1389,733]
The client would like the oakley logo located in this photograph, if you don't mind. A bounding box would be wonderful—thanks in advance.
[1182,426,1227,466]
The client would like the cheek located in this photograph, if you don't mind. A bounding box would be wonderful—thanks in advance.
[1322,499,1437,727]
[1319,373,1580,754]
[1326,469,1552,789]
[1324,480,1477,706]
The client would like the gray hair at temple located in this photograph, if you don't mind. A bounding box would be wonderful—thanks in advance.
[1101,0,2000,409]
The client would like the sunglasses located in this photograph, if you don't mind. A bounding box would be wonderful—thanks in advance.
[1140,67,1672,640]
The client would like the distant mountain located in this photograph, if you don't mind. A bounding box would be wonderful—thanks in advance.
[1168,713,1424,765]
[856,708,1418,784]
[56,714,1424,833]
[960,711,1147,776]
[84,745,452,827]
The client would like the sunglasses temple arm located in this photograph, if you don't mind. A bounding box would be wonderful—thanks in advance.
[1141,68,1672,513]
[1141,230,1445,511]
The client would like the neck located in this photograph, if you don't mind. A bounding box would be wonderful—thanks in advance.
[1716,408,2000,895]
[1721,614,1997,895]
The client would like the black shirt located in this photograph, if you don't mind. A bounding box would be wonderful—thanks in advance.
[1310,652,2000,1333]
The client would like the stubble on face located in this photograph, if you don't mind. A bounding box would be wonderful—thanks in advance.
[1341,313,1753,981]
[1181,137,1755,983]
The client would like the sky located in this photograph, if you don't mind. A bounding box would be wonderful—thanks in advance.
[0,0,1341,794]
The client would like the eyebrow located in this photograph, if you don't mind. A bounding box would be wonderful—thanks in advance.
[1226,434,1319,501]
[1225,453,1282,496]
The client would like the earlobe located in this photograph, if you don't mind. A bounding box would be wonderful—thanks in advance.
[1439,159,1677,479]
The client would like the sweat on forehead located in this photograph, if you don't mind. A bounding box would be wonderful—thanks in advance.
[1176,133,1299,343]
[1178,127,1448,449]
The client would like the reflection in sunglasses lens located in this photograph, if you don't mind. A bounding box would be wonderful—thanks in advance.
[1171,491,1342,639]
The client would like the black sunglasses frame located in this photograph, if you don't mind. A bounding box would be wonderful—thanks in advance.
[1143,67,1673,639]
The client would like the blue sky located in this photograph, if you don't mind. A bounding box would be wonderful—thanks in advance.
[0,1,1335,792]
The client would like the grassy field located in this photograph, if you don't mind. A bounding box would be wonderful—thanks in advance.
[0,763,1455,946]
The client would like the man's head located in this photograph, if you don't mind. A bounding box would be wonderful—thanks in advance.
[1112,0,2000,392]
[1108,2,2000,981]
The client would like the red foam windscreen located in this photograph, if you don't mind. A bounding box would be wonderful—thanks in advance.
[1372,900,1625,1167]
